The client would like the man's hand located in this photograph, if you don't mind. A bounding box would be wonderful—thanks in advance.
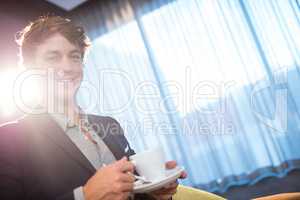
[83,157,135,200]
[150,161,187,200]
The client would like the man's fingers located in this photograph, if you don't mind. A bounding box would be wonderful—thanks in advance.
[163,181,178,189]
[179,171,188,179]
[116,173,135,183]
[115,157,135,173]
[152,187,177,200]
[120,161,135,173]
[165,161,188,179]
[120,183,134,192]
[165,160,177,169]
[113,182,134,193]
[112,192,131,200]
[159,194,176,200]
[120,192,131,200]
[156,187,177,195]
[153,182,178,194]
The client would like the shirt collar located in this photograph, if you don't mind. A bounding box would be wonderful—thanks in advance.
[50,113,71,132]
[50,112,89,132]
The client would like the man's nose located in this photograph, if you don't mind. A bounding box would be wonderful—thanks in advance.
[56,58,76,79]
[60,57,74,72]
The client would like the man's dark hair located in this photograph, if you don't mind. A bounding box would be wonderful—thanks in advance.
[16,15,91,67]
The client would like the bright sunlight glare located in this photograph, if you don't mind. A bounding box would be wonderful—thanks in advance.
[0,69,18,117]
[0,69,43,117]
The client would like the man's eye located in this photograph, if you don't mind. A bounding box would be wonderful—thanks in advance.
[46,56,59,62]
[71,55,82,62]
[72,55,81,59]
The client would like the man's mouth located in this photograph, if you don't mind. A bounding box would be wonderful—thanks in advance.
[55,69,82,82]
[56,74,81,82]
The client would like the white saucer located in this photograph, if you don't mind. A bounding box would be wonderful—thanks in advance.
[133,166,184,193]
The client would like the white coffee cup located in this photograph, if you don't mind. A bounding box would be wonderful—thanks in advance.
[129,147,166,182]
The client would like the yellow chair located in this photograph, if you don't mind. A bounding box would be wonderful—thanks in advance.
[254,193,300,200]
[173,185,226,200]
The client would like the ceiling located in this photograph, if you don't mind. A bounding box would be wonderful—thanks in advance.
[45,0,88,11]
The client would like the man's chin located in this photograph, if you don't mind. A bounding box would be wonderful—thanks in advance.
[54,95,76,108]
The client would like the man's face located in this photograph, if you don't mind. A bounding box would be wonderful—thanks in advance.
[33,33,84,109]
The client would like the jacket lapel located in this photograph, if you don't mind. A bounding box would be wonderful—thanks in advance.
[88,115,125,160]
[24,114,96,174]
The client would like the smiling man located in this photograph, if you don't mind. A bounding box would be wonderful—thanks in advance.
[0,16,186,200]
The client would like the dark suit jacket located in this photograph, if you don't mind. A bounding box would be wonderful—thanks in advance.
[0,114,154,200]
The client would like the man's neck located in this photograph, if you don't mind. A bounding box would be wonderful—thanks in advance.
[60,98,82,125]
